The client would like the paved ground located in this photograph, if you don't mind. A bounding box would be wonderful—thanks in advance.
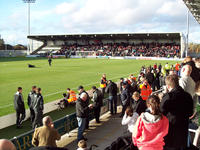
[57,107,126,150]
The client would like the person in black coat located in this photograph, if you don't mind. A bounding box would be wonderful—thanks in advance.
[32,88,44,129]
[120,82,130,117]
[105,80,118,115]
[145,68,155,86]
[76,93,90,142]
[91,86,103,123]
[78,85,90,129]
[14,87,26,128]
[184,56,200,82]
[160,75,193,150]
[27,85,37,124]
[131,91,146,115]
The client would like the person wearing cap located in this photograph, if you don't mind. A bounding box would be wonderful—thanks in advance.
[91,86,103,123]
[78,86,90,129]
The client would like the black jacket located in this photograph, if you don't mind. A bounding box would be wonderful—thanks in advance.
[76,98,89,118]
[160,86,193,148]
[92,89,103,108]
[120,88,130,106]
[132,97,146,115]
[105,82,118,96]
[145,72,155,85]
[27,91,36,109]
[32,93,44,112]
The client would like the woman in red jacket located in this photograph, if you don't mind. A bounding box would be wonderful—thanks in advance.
[132,95,169,150]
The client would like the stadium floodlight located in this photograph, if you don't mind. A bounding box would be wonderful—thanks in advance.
[22,0,36,55]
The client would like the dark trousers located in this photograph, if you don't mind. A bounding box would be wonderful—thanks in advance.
[32,110,43,129]
[30,108,35,123]
[121,102,130,117]
[101,88,105,98]
[94,106,101,122]
[109,95,117,114]
[85,117,89,129]
[16,110,25,127]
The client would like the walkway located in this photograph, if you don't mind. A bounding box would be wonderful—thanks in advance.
[57,107,125,149]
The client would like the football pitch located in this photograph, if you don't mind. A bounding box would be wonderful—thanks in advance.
[0,57,177,117]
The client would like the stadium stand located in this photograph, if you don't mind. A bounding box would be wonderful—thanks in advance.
[27,33,186,58]
[55,42,180,58]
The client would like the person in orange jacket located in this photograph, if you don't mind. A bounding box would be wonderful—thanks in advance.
[66,88,77,103]
[140,79,152,100]
[100,74,107,98]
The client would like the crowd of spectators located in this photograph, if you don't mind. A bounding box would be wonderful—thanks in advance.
[54,42,180,58]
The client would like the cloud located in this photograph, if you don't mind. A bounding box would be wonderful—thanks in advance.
[1,0,200,45]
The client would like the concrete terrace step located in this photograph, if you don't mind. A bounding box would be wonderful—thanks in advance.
[56,107,124,150]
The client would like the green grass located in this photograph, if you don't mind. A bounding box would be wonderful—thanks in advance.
[0,57,177,116]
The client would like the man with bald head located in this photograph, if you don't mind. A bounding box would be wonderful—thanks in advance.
[76,93,91,142]
[0,139,16,150]
[179,65,195,98]
[32,116,61,147]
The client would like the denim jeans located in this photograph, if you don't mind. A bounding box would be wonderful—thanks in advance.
[109,95,117,114]
[77,117,86,141]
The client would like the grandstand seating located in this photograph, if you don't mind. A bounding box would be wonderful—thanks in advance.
[48,42,180,58]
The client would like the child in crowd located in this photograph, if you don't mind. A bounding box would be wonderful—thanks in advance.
[77,140,88,150]
[121,106,139,134]
[132,95,169,150]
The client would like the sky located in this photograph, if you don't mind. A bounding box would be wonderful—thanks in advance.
[0,0,200,45]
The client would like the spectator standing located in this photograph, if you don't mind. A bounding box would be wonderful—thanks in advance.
[160,75,193,150]
[179,65,195,98]
[158,63,162,72]
[120,83,130,117]
[14,87,26,128]
[132,95,169,150]
[140,79,152,101]
[32,88,44,129]
[184,56,200,82]
[27,86,37,125]
[32,116,61,147]
[105,80,118,115]
[91,86,103,123]
[78,86,90,129]
[100,74,107,98]
[175,62,181,76]
[76,93,90,142]
[165,62,171,75]
[119,78,124,93]
[145,68,155,87]
[131,91,147,115]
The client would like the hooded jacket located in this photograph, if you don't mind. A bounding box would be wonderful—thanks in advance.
[132,112,169,150]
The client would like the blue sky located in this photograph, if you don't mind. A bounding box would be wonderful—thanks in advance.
[0,0,200,45]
